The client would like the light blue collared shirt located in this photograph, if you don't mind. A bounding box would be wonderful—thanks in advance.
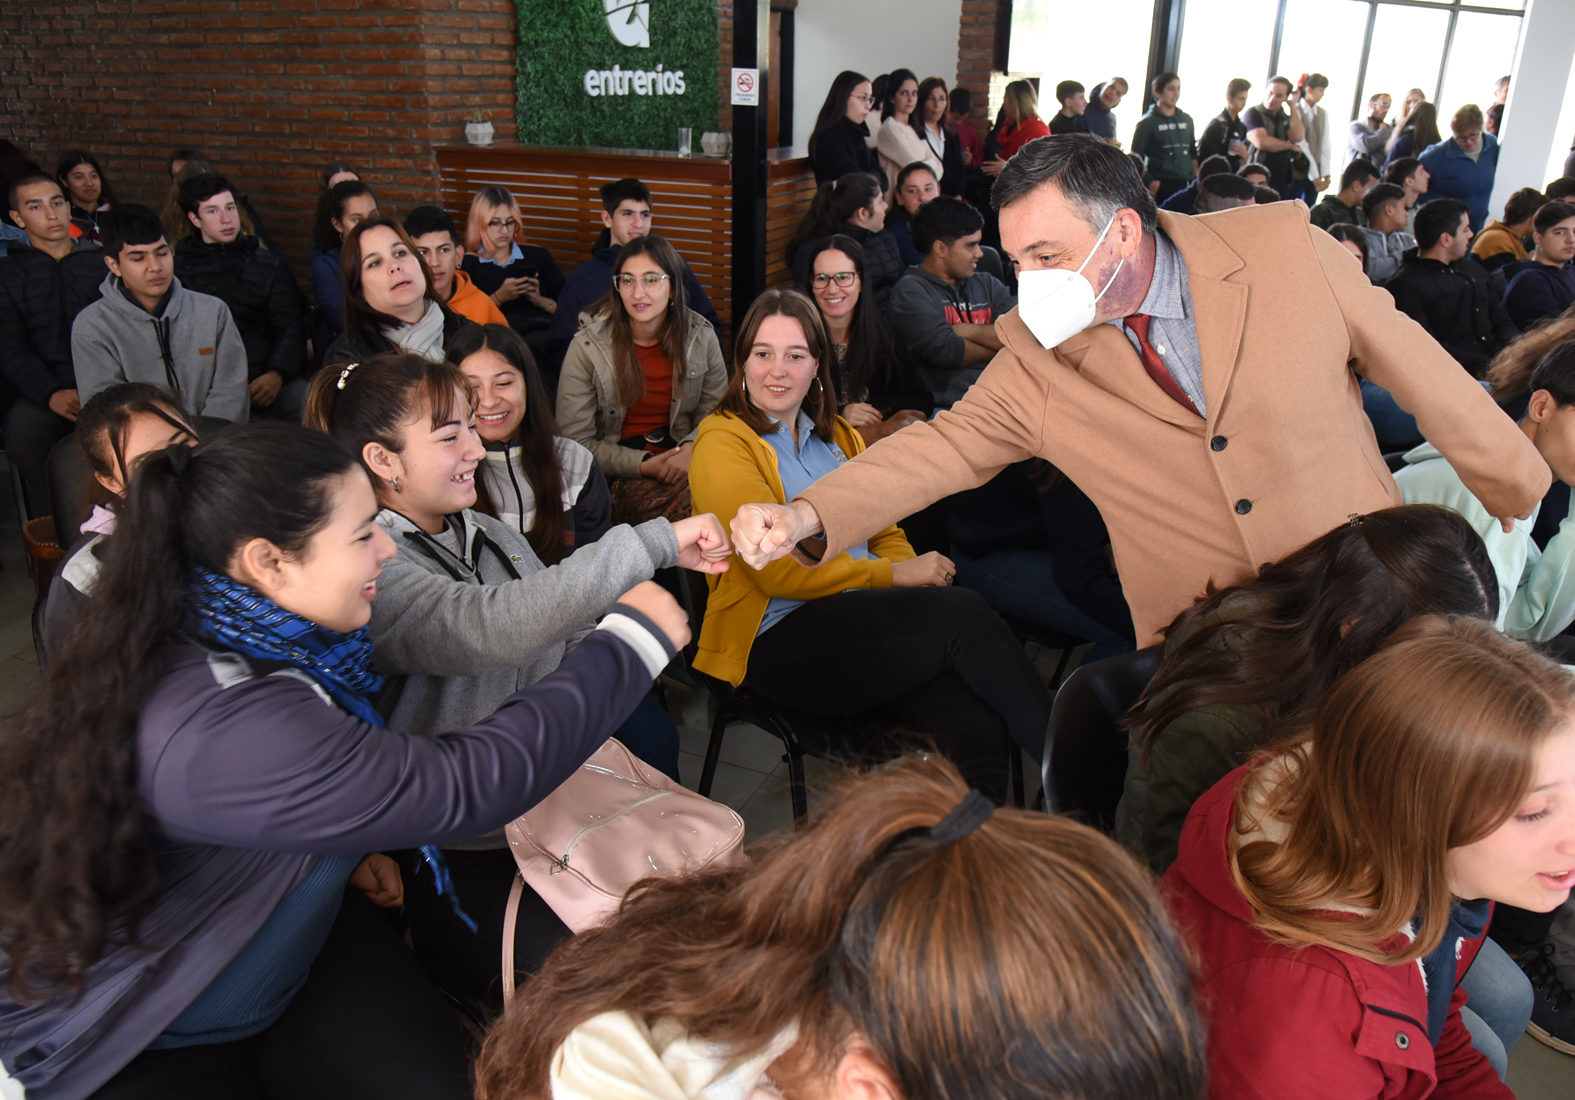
[1102,229,1207,416]
[478,243,524,267]
[757,411,874,636]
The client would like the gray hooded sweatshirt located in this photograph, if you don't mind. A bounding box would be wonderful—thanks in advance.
[71,272,250,421]
[368,506,680,847]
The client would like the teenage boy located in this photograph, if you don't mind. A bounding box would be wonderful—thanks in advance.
[1472,187,1543,276]
[1294,73,1334,193]
[1384,157,1431,235]
[1359,183,1417,285]
[885,197,1015,409]
[172,173,306,422]
[1049,81,1089,137]
[1083,79,1128,144]
[72,205,248,421]
[1197,78,1252,172]
[1243,77,1306,197]
[1131,73,1197,203]
[1503,202,1575,331]
[1309,160,1378,231]
[0,173,104,511]
[544,178,720,379]
[403,205,507,327]
[1385,198,1516,376]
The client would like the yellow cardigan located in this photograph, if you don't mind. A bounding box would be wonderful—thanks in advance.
[688,410,915,685]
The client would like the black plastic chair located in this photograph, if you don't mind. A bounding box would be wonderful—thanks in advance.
[694,670,838,822]
[977,244,1006,283]
[1382,451,1408,474]
[1042,645,1163,830]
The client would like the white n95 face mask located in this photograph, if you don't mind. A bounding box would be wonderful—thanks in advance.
[1015,215,1125,350]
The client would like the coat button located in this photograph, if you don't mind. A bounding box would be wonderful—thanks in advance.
[1211,435,1227,451]
[1394,1031,1410,1050]
[1235,499,1252,515]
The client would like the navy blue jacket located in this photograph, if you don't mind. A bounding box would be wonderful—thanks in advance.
[1418,135,1500,232]
[1503,258,1575,332]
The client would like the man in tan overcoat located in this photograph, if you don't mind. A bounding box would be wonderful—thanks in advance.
[729,134,1547,644]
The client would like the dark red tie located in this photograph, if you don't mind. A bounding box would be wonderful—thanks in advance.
[1124,313,1200,416]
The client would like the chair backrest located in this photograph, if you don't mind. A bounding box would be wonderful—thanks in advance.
[977,243,1005,282]
[1043,645,1164,829]
[47,432,91,545]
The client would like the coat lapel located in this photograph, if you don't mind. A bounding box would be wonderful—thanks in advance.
[1053,321,1202,430]
[1158,211,1248,425]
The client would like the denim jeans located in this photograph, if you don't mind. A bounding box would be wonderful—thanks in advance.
[1460,935,1534,1079]
[950,546,1135,665]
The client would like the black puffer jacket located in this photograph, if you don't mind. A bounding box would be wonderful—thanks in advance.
[322,304,477,366]
[0,242,105,406]
[791,222,907,309]
[173,235,306,382]
[1385,254,1519,377]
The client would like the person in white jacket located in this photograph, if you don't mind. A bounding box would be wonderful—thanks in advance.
[1394,326,1575,643]
[1295,73,1335,193]
[875,68,942,199]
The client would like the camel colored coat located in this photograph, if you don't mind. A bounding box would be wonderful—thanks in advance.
[799,204,1549,644]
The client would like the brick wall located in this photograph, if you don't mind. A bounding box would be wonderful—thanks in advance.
[955,0,1006,127]
[0,0,519,283]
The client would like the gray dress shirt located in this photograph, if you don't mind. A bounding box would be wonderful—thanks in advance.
[1103,229,1207,416]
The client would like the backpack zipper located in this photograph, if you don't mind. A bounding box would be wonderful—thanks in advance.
[548,789,674,875]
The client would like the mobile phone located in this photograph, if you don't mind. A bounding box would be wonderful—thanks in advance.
[516,266,540,281]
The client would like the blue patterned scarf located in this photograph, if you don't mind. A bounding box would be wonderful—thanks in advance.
[186,566,475,931]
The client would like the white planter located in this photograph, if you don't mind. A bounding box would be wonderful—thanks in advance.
[465,121,495,146]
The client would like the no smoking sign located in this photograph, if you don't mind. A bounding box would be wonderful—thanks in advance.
[731,67,759,106]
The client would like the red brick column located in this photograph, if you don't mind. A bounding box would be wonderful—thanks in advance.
[956,0,1008,128]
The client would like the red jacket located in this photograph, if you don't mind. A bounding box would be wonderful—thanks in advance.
[1160,766,1510,1100]
[997,117,1051,161]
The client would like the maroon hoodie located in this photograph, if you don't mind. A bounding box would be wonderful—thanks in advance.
[1160,764,1507,1100]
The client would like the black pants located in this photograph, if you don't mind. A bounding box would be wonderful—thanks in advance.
[744,586,1053,803]
[91,889,473,1100]
[399,846,572,1022]
[4,395,73,517]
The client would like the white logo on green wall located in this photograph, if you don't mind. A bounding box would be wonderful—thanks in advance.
[515,0,717,148]
[605,0,650,47]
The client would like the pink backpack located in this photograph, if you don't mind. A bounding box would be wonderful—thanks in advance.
[501,738,746,1005]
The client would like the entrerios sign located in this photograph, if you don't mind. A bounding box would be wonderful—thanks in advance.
[515,0,718,148]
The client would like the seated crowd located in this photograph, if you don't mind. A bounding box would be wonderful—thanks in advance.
[2,57,1575,1100]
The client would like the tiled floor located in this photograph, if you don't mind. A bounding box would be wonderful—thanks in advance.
[0,461,1570,1095]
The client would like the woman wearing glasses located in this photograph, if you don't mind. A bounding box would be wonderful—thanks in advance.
[461,185,565,345]
[807,70,887,190]
[556,234,728,524]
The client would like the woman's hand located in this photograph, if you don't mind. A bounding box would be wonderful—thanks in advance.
[616,579,691,651]
[982,157,1008,178]
[493,276,531,305]
[855,410,925,445]
[671,513,732,574]
[520,276,555,311]
[891,550,957,588]
[351,853,404,908]
[843,402,883,429]
[640,444,691,485]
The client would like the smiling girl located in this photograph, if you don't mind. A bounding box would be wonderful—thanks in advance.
[1164,615,1575,1099]
[54,149,118,243]
[323,216,478,367]
[0,422,689,1098]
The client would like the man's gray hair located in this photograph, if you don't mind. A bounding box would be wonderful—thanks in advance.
[990,133,1158,236]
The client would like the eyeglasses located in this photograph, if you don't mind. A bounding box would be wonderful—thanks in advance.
[614,272,670,291]
[487,218,519,231]
[811,271,858,288]
[850,94,874,105]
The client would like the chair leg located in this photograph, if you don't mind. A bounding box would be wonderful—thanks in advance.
[698,703,730,797]
[1050,644,1075,688]
[785,748,809,824]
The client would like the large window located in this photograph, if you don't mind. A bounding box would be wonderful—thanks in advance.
[1007,0,1154,145]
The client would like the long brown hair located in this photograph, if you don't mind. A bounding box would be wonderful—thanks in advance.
[475,756,1205,1100]
[303,351,495,518]
[338,216,444,332]
[446,324,569,564]
[1488,310,1575,404]
[1131,505,1499,762]
[717,288,839,440]
[596,233,694,407]
[1234,615,1575,964]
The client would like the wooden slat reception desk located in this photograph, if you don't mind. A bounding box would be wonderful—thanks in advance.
[435,143,816,346]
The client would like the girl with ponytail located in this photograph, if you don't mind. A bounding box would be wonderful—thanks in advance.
[476,755,1207,1100]
[1396,321,1575,642]
[785,172,905,308]
[0,421,690,1099]
[303,352,732,1016]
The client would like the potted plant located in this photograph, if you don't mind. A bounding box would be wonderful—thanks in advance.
[465,108,495,147]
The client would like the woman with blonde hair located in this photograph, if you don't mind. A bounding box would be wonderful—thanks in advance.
[475,755,1206,1100]
[460,184,564,344]
[1165,615,1575,1096]
[983,79,1050,177]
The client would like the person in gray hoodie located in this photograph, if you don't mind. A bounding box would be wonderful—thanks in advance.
[1359,182,1417,286]
[69,203,249,422]
[304,351,733,1016]
[0,423,688,1100]
[885,196,1016,409]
